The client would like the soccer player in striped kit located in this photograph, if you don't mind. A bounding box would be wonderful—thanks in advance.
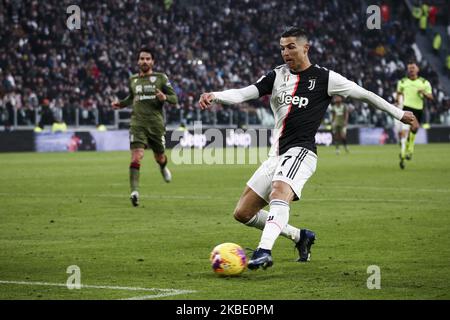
[199,27,419,270]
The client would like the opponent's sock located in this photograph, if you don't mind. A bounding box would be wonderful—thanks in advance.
[258,200,290,250]
[158,155,168,169]
[245,209,301,243]
[407,131,416,154]
[343,138,349,152]
[400,136,407,159]
[129,162,140,192]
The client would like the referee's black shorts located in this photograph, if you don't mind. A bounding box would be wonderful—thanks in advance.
[403,106,423,123]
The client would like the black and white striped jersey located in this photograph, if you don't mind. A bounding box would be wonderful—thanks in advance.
[213,63,404,156]
[254,64,356,156]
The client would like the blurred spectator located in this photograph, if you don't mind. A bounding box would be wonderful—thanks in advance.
[432,32,442,55]
[51,120,67,133]
[446,54,450,77]
[419,4,429,33]
[429,6,438,26]
[38,98,54,129]
[0,0,447,130]
[381,4,390,23]
[96,124,107,131]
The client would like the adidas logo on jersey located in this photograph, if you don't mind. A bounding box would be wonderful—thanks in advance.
[277,91,309,108]
[276,171,283,176]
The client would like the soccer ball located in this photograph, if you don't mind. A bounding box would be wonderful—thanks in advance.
[210,242,247,276]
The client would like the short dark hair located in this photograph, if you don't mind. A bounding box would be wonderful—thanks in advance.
[407,60,418,66]
[281,27,308,42]
[138,47,153,60]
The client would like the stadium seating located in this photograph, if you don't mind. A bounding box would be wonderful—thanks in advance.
[0,0,449,129]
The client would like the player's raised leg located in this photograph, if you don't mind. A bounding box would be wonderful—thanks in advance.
[236,157,307,244]
[130,146,144,206]
[247,148,317,270]
[148,133,171,183]
[235,185,307,240]
[155,153,171,183]
[247,181,293,270]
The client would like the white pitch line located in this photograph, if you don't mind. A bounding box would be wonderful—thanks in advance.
[303,198,447,203]
[122,291,192,300]
[0,193,212,200]
[318,185,450,193]
[0,280,196,300]
[0,192,448,203]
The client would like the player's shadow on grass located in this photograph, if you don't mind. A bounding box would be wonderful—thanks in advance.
[203,270,288,281]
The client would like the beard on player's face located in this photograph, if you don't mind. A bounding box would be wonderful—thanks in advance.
[140,64,150,71]
[139,61,152,73]
[138,53,153,73]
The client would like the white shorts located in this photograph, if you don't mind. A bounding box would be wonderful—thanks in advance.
[247,147,317,202]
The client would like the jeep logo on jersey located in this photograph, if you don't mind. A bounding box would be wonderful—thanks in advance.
[277,91,309,108]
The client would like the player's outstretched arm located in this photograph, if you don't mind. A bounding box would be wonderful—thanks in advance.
[112,80,134,109]
[198,85,259,109]
[198,92,216,110]
[328,71,419,130]
[111,95,132,109]
[357,90,418,132]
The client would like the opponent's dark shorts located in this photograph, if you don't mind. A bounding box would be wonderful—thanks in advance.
[130,126,165,154]
[332,124,347,135]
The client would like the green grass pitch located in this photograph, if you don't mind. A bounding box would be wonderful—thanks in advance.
[0,144,449,300]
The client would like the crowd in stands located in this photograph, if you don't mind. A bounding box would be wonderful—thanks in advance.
[1,0,449,130]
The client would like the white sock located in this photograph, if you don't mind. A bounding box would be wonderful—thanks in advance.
[245,209,300,243]
[258,199,290,250]
[400,136,407,157]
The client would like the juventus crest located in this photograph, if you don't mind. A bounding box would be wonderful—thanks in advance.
[308,79,316,91]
